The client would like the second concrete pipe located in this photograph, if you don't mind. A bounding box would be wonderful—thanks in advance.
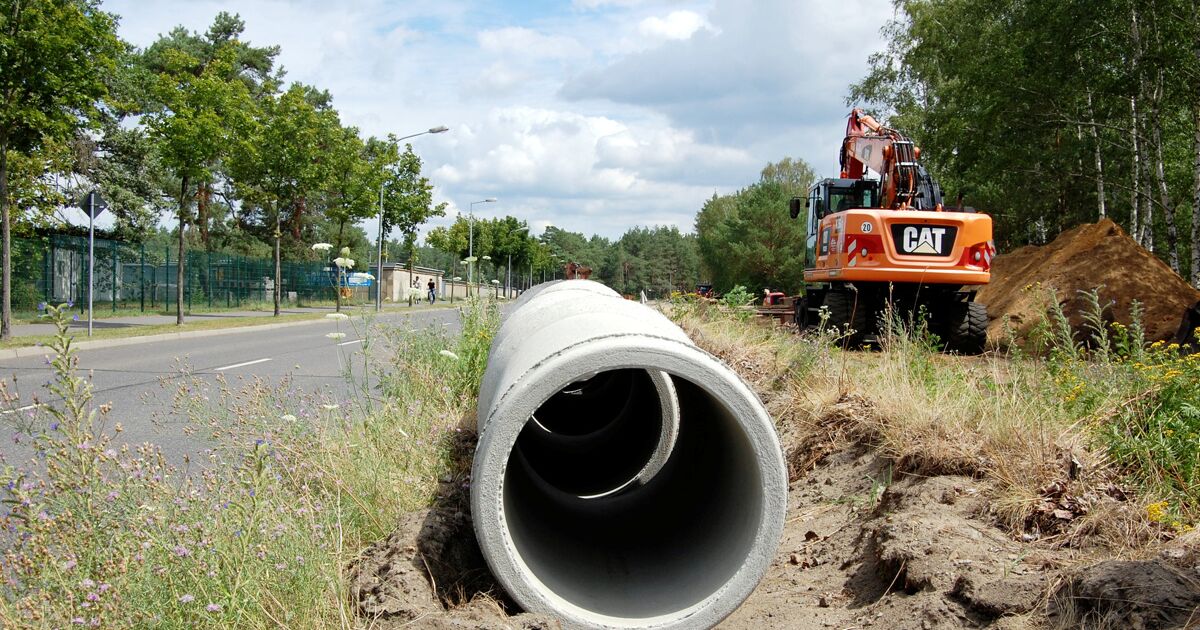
[472,281,787,629]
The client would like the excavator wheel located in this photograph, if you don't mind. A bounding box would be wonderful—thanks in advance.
[822,291,869,347]
[945,301,988,355]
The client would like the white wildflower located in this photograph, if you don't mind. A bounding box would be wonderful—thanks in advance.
[280,414,297,423]
[321,404,339,411]
[333,257,355,269]
[311,243,333,252]
[325,313,349,320]
[325,332,347,340]
[439,350,460,360]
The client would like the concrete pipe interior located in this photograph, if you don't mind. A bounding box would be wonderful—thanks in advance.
[503,372,764,620]
[515,368,674,498]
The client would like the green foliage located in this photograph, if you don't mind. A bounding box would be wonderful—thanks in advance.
[850,0,1200,281]
[602,225,700,297]
[695,158,813,294]
[1029,287,1200,524]
[719,284,755,308]
[0,0,123,154]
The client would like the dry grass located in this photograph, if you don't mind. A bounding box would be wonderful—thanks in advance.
[668,302,1159,552]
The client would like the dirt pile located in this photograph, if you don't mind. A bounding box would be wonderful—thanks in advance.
[976,219,1200,346]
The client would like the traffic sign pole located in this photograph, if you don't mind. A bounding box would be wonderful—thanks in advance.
[88,194,95,337]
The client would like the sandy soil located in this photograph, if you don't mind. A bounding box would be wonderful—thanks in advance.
[977,219,1200,346]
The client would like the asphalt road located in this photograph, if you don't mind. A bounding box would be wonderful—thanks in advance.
[0,307,464,469]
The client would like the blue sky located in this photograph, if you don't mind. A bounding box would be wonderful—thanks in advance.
[100,0,894,241]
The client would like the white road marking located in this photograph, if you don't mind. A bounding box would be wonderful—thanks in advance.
[1,404,41,415]
[337,339,363,347]
[214,357,272,372]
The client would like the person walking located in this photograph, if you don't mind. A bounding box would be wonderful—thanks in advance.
[427,278,436,304]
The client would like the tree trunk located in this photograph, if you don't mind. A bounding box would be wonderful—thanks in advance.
[1131,96,1142,238]
[1086,90,1107,219]
[1150,72,1180,271]
[1142,165,1154,252]
[1131,4,1147,246]
[177,175,189,326]
[1,142,11,341]
[273,207,281,317]
[291,196,305,239]
[1193,102,1200,287]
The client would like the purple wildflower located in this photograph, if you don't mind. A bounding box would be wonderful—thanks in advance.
[62,559,77,571]
[71,618,85,625]
[179,594,195,604]
[81,579,95,589]
[205,603,222,613]
[173,545,191,558]
[86,592,99,602]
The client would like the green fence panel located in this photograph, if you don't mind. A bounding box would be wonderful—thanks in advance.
[11,234,339,315]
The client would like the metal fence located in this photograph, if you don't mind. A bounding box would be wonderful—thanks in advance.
[8,234,339,313]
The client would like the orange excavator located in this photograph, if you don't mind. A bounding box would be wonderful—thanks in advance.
[789,109,995,353]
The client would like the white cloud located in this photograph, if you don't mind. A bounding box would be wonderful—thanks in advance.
[636,10,711,40]
[479,27,587,60]
[101,0,890,241]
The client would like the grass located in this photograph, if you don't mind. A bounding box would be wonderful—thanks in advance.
[0,298,500,628]
[668,289,1196,549]
[1,301,460,350]
[0,312,329,350]
[9,300,358,325]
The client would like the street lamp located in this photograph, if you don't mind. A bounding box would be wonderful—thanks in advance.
[376,125,449,311]
[467,198,497,295]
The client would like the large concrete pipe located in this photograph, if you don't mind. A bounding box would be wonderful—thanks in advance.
[472,281,787,629]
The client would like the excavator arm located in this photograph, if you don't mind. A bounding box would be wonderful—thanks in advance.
[839,108,941,211]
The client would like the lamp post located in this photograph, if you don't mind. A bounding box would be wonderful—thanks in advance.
[506,225,529,298]
[376,125,449,311]
[467,198,497,296]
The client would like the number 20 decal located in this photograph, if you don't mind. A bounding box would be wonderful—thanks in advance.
[860,222,873,233]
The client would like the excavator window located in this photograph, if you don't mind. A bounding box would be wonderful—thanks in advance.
[829,188,857,214]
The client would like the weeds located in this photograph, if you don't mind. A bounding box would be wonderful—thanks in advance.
[0,298,501,627]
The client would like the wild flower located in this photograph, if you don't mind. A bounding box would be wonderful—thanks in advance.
[326,332,347,340]
[325,313,349,320]
[280,414,297,422]
[310,242,333,252]
[205,603,222,613]
[439,350,460,360]
[179,594,194,604]
[321,404,339,411]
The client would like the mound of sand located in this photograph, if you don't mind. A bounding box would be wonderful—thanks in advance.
[976,219,1200,345]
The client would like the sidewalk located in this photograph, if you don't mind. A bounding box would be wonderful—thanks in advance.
[8,301,451,338]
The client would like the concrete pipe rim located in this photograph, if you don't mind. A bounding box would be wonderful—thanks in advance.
[472,334,786,630]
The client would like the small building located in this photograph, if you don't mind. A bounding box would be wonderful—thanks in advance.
[370,263,446,302]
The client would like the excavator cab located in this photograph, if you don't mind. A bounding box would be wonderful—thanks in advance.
[797,178,881,270]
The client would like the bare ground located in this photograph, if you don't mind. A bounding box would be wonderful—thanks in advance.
[348,373,1200,630]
